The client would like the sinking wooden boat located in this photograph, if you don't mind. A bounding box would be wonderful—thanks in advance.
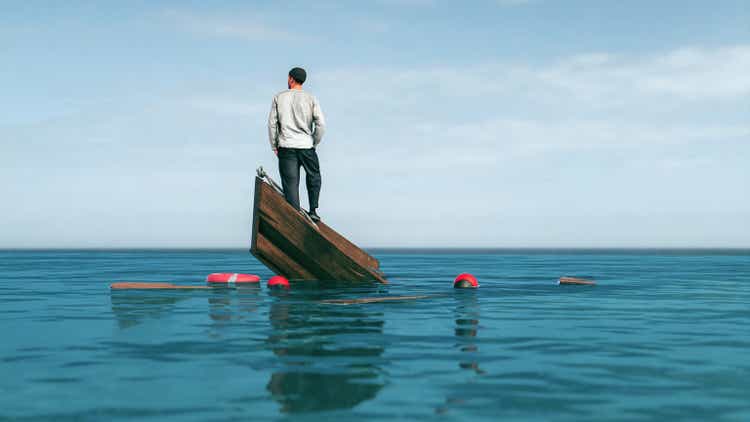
[250,168,387,283]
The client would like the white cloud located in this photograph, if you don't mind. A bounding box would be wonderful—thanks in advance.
[313,45,750,164]
[309,44,750,241]
[184,96,267,117]
[495,0,534,5]
[410,119,748,153]
[164,9,296,41]
[638,46,750,98]
[376,0,532,6]
[539,45,750,100]
[376,0,436,6]
[319,45,750,108]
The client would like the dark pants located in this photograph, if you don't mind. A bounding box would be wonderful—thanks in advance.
[277,147,321,211]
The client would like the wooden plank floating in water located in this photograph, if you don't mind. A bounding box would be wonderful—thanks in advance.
[319,295,431,305]
[558,276,596,285]
[110,282,213,290]
[251,169,387,284]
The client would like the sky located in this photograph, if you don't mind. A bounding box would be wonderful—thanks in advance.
[2,0,749,248]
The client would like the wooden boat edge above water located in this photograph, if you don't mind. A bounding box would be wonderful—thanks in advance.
[250,168,387,284]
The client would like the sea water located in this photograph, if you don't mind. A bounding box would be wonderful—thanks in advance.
[0,249,748,421]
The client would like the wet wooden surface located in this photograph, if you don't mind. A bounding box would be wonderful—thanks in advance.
[251,177,387,283]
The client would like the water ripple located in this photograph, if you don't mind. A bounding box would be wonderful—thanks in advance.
[0,249,748,421]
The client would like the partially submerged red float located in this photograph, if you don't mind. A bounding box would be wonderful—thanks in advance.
[267,275,290,289]
[453,273,479,289]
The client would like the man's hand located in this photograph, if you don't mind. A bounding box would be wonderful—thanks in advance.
[273,149,278,156]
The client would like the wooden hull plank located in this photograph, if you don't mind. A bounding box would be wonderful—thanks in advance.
[255,232,316,279]
[316,221,380,271]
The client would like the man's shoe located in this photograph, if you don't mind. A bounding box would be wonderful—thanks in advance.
[308,210,321,222]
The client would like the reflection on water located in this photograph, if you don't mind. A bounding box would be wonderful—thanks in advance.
[266,291,385,413]
[110,292,191,329]
[454,293,484,375]
[111,288,387,413]
[111,287,263,330]
[7,250,750,420]
[208,286,262,322]
[436,292,484,415]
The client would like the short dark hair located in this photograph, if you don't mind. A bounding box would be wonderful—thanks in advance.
[289,67,307,84]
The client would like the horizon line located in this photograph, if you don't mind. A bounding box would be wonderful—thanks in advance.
[1,246,748,252]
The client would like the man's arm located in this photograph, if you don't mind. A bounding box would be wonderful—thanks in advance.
[268,96,279,153]
[311,96,326,147]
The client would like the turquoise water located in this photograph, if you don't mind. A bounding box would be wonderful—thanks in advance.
[1,249,748,421]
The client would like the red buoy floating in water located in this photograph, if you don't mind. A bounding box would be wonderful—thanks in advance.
[453,273,479,289]
[206,273,260,285]
[267,275,290,289]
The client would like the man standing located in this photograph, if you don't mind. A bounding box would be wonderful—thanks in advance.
[267,67,326,222]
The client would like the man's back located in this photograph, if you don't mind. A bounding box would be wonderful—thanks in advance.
[268,89,325,151]
[267,67,325,221]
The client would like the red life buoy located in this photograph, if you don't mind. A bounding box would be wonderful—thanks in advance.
[206,273,260,284]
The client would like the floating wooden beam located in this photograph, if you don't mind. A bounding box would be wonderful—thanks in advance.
[110,282,213,290]
[558,276,596,285]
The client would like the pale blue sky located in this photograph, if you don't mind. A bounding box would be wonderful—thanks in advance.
[2,0,749,248]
